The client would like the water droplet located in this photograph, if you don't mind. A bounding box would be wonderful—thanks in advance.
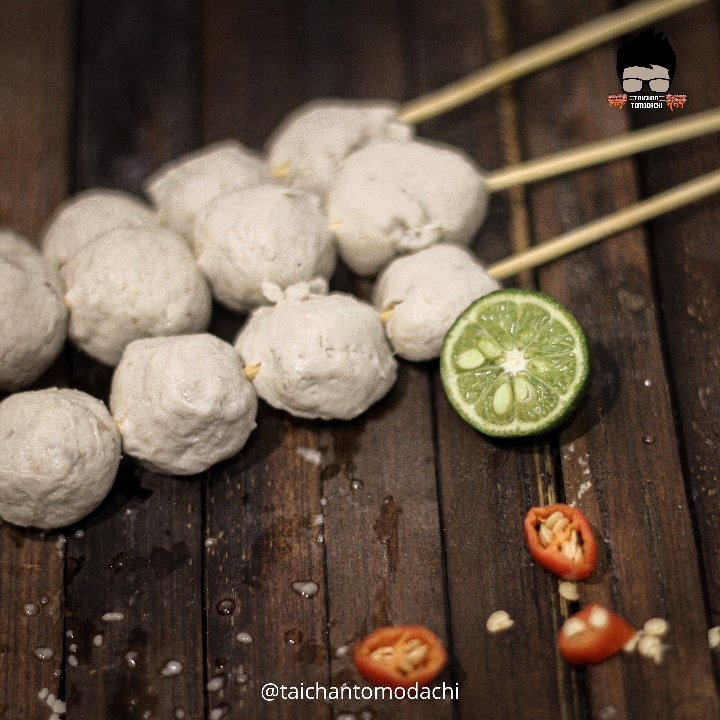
[125,651,139,668]
[66,630,75,639]
[39,596,49,605]
[312,513,324,526]
[334,644,351,657]
[74,529,85,539]
[109,552,128,571]
[209,705,230,720]
[68,655,78,668]
[216,598,236,616]
[52,668,62,678]
[292,581,318,598]
[55,535,66,550]
[320,497,328,505]
[205,537,218,548]
[141,711,153,720]
[643,435,655,445]
[214,657,227,669]
[69,643,78,653]
[350,479,364,490]
[236,631,253,644]
[92,634,104,647]
[360,711,377,720]
[161,660,184,677]
[23,603,39,616]
[284,629,303,645]
[317,534,324,543]
[174,708,187,720]
[644,379,652,387]
[236,672,249,684]
[337,714,356,720]
[102,612,125,622]
[33,647,54,660]
[207,675,226,692]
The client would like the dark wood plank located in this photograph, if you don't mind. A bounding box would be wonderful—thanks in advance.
[202,3,330,718]
[65,1,205,717]
[627,0,720,685]
[0,1,74,717]
[305,3,453,719]
[509,1,720,717]
[409,1,579,717]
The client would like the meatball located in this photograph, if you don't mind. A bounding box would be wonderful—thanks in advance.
[0,230,68,391]
[235,281,397,420]
[0,388,121,529]
[110,334,258,475]
[327,139,488,276]
[266,99,413,201]
[373,244,500,361]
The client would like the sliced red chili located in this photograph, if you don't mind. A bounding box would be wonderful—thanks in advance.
[558,602,636,665]
[524,503,598,581]
[354,625,448,689]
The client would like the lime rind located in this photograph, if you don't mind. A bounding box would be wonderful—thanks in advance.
[440,289,590,437]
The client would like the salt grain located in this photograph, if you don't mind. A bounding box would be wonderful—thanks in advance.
[38,688,49,701]
[334,644,351,657]
[320,497,328,506]
[643,618,669,637]
[209,709,228,720]
[207,675,226,692]
[92,634,104,647]
[709,626,720,649]
[174,708,187,719]
[558,582,579,602]
[52,699,66,714]
[102,612,125,622]
[292,581,319,598]
[296,447,322,466]
[161,660,184,677]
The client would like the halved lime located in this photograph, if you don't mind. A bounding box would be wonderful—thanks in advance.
[440,289,590,437]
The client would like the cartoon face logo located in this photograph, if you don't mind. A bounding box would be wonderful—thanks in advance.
[616,28,676,94]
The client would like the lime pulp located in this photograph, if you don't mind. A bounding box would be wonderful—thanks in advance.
[440,289,590,437]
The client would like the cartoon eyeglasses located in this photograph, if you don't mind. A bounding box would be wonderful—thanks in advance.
[622,77,671,93]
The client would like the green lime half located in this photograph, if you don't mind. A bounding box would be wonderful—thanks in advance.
[440,289,590,437]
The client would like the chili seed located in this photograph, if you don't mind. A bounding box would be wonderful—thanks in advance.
[553,517,570,535]
[405,645,428,667]
[545,511,565,529]
[539,524,553,547]
[558,581,579,602]
[708,627,720,649]
[623,632,641,653]
[486,610,514,633]
[588,606,610,630]
[643,618,669,637]
[562,617,587,638]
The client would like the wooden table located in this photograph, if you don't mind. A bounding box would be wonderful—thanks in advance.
[1,1,720,718]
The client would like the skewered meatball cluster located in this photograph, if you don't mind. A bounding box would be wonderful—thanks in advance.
[0,98,499,529]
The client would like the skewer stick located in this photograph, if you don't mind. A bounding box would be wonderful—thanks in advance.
[484,107,720,192]
[398,0,706,124]
[487,167,720,280]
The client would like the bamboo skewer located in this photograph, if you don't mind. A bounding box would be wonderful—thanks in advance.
[398,0,706,124]
[487,167,720,280]
[484,107,720,192]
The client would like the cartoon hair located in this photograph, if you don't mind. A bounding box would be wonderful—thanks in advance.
[616,28,676,81]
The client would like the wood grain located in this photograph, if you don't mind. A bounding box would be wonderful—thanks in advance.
[202,3,330,718]
[628,0,720,685]
[510,0,720,717]
[65,1,205,717]
[0,2,74,717]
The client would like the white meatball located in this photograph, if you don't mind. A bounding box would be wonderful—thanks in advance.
[61,226,212,366]
[373,244,501,361]
[266,99,414,201]
[110,334,258,476]
[0,388,121,529]
[40,189,159,270]
[0,231,68,392]
[193,184,336,312]
[144,141,270,240]
[327,139,488,276]
[235,282,397,420]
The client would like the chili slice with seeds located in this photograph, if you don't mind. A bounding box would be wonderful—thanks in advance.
[558,602,636,665]
[354,625,448,689]
[524,503,598,581]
